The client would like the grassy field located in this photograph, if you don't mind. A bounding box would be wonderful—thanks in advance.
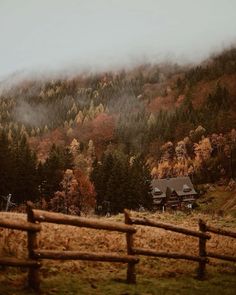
[1,268,236,295]
[197,185,236,217]
[0,210,236,294]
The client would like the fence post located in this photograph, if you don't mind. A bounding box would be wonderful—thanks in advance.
[198,219,207,279]
[124,209,136,284]
[27,201,40,291]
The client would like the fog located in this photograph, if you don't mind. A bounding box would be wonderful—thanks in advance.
[12,100,51,127]
[0,0,236,80]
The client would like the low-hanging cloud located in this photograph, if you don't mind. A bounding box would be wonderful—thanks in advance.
[12,101,50,127]
[0,0,236,81]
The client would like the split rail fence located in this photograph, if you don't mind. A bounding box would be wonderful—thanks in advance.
[0,204,235,291]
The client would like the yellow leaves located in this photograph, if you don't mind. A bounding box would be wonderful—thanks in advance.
[70,138,80,156]
[75,111,84,125]
[151,166,158,178]
[194,137,212,162]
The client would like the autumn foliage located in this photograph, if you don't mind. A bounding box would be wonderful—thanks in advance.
[0,47,236,212]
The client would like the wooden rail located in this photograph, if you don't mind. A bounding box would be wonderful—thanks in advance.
[0,218,41,232]
[132,248,208,263]
[204,222,236,264]
[130,217,210,239]
[33,209,135,233]
[205,224,236,238]
[0,257,40,267]
[207,252,236,262]
[33,250,139,263]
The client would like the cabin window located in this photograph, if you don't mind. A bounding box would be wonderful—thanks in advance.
[183,184,191,192]
[154,187,162,195]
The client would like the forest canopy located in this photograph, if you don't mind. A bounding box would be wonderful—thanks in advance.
[0,48,236,214]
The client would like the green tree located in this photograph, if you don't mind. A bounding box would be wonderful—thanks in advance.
[0,130,12,196]
[11,135,38,203]
[40,144,73,199]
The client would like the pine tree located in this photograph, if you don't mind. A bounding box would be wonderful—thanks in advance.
[91,150,153,215]
[91,153,114,213]
[129,155,153,210]
[0,130,12,196]
[11,135,38,203]
[40,144,64,199]
[105,152,130,214]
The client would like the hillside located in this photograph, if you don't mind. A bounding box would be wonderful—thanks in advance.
[197,185,236,217]
[0,48,236,211]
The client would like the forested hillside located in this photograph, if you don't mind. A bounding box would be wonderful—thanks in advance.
[0,48,236,213]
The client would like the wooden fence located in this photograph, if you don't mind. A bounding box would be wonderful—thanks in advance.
[0,205,236,291]
[124,210,211,279]
[203,221,236,263]
[0,204,41,290]
[0,202,139,291]
[124,211,236,279]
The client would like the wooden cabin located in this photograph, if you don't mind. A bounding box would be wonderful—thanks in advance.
[151,177,198,211]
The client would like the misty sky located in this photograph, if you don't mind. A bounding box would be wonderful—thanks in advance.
[0,0,236,80]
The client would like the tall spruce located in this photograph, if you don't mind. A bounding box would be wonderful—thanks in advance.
[12,135,38,203]
[40,144,73,199]
[91,150,153,214]
[0,130,12,196]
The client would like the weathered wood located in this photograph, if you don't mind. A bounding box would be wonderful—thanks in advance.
[27,202,40,291]
[207,252,236,262]
[0,257,41,267]
[198,219,207,280]
[33,250,139,263]
[0,218,41,232]
[206,225,236,238]
[133,247,208,262]
[33,209,136,233]
[124,209,136,284]
[130,217,210,239]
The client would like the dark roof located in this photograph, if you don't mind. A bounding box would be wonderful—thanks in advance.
[152,177,197,198]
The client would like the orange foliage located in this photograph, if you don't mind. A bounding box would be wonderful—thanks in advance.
[147,95,175,113]
[90,113,115,143]
[51,169,96,215]
[74,169,96,213]
[29,128,66,162]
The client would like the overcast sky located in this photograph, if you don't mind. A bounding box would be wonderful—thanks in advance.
[0,0,236,80]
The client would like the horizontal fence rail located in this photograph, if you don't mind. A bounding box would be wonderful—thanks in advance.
[33,250,139,263]
[205,225,236,238]
[130,217,210,239]
[207,252,236,262]
[0,257,41,267]
[33,209,136,233]
[0,218,41,232]
[132,248,209,263]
